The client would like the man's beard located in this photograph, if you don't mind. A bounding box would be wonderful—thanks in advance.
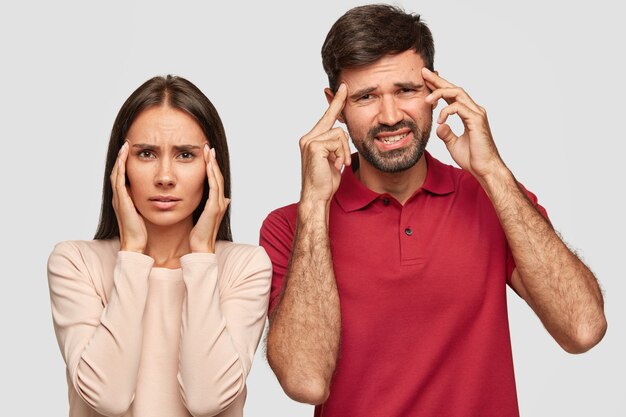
[348,118,432,173]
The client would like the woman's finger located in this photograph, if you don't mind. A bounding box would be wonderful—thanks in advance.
[206,151,219,211]
[115,142,129,197]
[209,148,225,203]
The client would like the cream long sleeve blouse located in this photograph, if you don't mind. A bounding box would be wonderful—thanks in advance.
[47,239,271,417]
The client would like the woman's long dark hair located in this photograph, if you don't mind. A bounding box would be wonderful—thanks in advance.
[94,75,232,241]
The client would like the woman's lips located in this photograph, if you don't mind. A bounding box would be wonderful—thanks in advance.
[149,196,181,210]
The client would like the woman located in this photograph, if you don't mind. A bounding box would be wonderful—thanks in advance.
[48,75,271,417]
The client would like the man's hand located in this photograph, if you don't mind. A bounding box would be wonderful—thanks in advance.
[423,68,504,180]
[422,69,606,353]
[264,85,348,405]
[299,84,351,204]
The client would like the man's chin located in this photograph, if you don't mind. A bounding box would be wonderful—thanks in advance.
[358,143,426,174]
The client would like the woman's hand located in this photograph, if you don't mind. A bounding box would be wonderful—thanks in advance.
[189,145,230,253]
[110,141,147,253]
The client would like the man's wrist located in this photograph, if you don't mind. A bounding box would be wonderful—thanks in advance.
[298,197,331,225]
[477,163,517,200]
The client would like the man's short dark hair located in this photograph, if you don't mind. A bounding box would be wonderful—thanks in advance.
[321,4,435,91]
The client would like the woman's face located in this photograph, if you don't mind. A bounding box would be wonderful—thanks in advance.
[125,105,207,229]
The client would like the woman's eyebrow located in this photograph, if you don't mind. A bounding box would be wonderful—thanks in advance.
[131,144,202,151]
[173,145,202,151]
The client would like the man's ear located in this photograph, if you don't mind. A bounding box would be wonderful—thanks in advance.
[324,87,346,124]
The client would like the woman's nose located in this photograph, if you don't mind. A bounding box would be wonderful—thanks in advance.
[154,161,176,187]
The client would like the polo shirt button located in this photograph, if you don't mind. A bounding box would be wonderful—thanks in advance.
[404,227,413,236]
[382,198,389,206]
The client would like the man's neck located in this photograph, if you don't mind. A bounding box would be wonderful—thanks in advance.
[354,154,428,205]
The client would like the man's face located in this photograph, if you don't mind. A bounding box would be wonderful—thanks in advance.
[330,50,433,173]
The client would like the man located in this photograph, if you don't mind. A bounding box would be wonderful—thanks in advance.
[259,4,606,416]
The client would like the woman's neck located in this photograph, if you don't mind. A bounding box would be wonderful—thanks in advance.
[143,218,194,268]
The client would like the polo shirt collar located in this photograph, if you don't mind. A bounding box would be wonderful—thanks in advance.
[335,151,455,213]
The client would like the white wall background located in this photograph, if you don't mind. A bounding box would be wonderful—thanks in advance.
[1,0,623,415]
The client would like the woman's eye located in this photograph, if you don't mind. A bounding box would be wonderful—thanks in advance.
[138,150,155,159]
[178,152,194,160]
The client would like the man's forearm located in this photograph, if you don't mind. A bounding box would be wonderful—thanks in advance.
[267,201,340,404]
[479,165,606,352]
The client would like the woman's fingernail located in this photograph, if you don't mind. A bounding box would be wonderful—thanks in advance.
[210,148,216,158]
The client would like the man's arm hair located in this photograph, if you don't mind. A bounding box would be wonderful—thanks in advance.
[484,168,607,353]
[265,201,340,405]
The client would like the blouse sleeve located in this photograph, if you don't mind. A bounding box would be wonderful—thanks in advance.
[177,245,271,417]
[47,241,154,416]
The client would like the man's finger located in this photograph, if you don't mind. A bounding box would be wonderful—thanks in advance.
[422,67,456,89]
[341,129,351,167]
[436,123,459,146]
[308,134,351,170]
[426,87,481,113]
[308,83,348,138]
[437,102,480,126]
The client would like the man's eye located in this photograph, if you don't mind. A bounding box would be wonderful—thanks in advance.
[400,88,416,94]
[358,94,372,101]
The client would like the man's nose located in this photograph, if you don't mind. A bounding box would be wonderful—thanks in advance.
[377,95,403,126]
[154,161,176,187]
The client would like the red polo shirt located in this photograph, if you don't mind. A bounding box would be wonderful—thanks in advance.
[260,152,547,417]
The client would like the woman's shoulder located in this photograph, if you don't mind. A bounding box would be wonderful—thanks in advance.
[214,241,271,281]
[49,239,120,268]
[215,240,270,264]
[47,239,120,298]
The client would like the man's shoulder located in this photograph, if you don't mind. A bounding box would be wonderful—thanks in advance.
[259,203,299,266]
[259,203,299,250]
[425,152,480,193]
[262,203,299,230]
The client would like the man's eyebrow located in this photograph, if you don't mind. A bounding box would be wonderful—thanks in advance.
[395,82,424,90]
[349,86,376,100]
[348,83,425,100]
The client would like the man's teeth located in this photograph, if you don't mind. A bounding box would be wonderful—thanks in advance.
[379,133,407,144]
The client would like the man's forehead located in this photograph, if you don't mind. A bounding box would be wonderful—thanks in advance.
[340,51,425,89]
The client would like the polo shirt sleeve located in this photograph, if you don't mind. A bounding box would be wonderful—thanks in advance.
[506,183,551,284]
[259,208,296,315]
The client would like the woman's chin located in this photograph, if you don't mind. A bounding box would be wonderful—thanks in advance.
[141,211,194,230]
